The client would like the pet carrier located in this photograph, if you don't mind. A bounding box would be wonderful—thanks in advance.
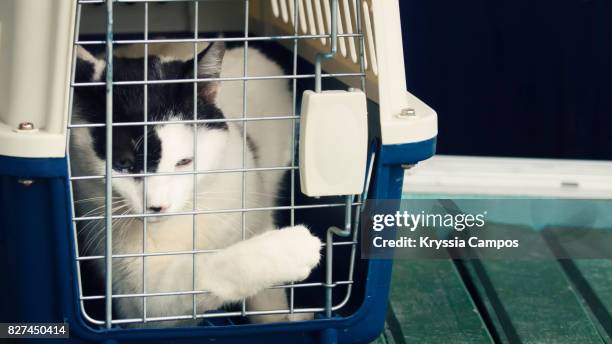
[0,0,437,343]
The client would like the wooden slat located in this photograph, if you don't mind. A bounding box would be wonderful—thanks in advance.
[562,259,612,343]
[545,226,612,342]
[462,224,602,343]
[387,260,493,343]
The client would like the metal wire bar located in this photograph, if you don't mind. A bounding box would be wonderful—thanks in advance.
[73,202,362,221]
[314,0,352,319]
[191,0,200,321]
[81,281,354,302]
[75,33,361,46]
[240,0,250,317]
[142,0,150,323]
[67,0,87,307]
[289,0,300,315]
[78,249,220,261]
[71,72,365,87]
[76,240,357,262]
[69,115,301,128]
[82,299,353,326]
[83,303,345,326]
[355,0,367,92]
[104,0,114,329]
[70,165,299,181]
[325,195,353,317]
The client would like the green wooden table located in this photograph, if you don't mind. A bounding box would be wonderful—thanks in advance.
[375,226,612,343]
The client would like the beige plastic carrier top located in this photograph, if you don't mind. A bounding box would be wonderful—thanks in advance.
[0,0,437,158]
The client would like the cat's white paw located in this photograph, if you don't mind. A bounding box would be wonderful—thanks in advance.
[275,225,322,281]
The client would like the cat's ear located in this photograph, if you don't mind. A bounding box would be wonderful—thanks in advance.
[75,45,106,82]
[186,41,225,103]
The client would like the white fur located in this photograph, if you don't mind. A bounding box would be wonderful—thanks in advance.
[114,42,294,169]
[76,46,106,81]
[71,45,318,326]
[217,47,294,171]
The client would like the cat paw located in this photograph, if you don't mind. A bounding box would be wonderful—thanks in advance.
[276,225,322,281]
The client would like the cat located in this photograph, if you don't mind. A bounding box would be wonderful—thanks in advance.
[70,41,321,327]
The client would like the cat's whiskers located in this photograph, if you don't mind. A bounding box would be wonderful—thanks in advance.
[74,196,123,204]
[78,201,129,230]
[78,200,133,254]
[85,207,134,255]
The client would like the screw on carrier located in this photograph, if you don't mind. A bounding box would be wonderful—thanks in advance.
[18,122,35,130]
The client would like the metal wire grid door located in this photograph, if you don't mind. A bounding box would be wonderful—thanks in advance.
[66,0,369,328]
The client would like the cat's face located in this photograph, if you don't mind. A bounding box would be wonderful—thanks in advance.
[73,43,228,220]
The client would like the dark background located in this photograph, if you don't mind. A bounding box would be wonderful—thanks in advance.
[400,0,612,160]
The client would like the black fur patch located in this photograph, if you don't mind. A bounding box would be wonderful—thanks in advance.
[74,53,227,174]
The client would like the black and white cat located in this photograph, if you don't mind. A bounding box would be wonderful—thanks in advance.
[70,42,321,326]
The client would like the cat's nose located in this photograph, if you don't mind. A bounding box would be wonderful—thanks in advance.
[148,205,169,213]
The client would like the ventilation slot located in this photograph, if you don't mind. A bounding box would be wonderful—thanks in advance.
[271,0,280,18]
[362,0,377,75]
[298,0,308,33]
[279,0,289,23]
[342,0,358,63]
[268,0,378,75]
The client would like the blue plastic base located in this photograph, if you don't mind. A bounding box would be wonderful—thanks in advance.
[379,137,437,166]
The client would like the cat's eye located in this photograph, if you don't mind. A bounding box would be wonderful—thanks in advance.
[176,158,193,167]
